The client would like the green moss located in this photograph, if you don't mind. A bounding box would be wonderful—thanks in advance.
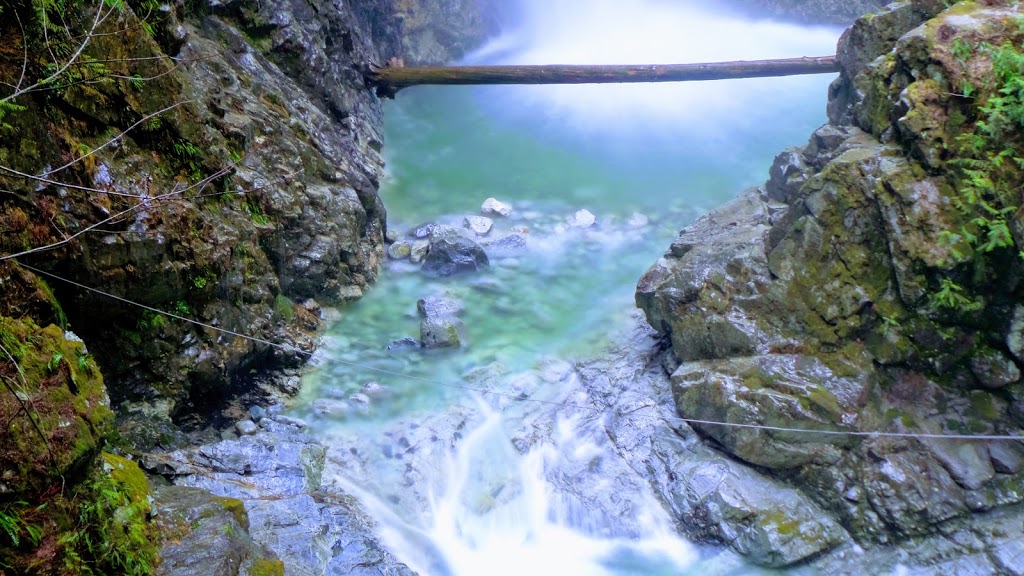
[967,390,1000,421]
[214,496,250,530]
[34,278,67,329]
[249,558,285,576]
[758,509,802,537]
[0,316,113,496]
[273,294,295,321]
[741,366,774,390]
[806,386,843,418]
[103,453,150,506]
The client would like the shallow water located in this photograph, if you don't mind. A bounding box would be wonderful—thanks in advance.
[292,2,841,573]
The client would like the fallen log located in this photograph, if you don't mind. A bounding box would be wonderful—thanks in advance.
[367,56,839,98]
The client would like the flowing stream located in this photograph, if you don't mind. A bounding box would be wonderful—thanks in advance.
[291,1,842,574]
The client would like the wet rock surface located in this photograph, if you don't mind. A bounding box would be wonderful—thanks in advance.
[422,237,490,277]
[153,485,283,576]
[147,413,415,575]
[637,1,1024,570]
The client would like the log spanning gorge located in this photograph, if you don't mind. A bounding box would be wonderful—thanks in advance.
[366,56,841,97]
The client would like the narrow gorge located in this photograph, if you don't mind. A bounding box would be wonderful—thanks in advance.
[2,0,1024,575]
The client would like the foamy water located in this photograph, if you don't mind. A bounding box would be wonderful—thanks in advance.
[301,1,845,574]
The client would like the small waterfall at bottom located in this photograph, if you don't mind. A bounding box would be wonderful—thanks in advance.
[294,1,844,573]
[334,402,702,576]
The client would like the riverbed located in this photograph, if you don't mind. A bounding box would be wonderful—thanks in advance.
[291,2,842,573]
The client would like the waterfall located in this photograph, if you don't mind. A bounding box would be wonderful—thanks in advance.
[303,1,845,574]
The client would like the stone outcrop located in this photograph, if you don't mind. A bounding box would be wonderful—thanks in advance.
[638,0,1024,568]
[0,0,495,571]
[353,0,502,66]
[147,414,415,576]
[0,0,495,431]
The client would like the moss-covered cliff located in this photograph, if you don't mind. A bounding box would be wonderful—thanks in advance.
[638,0,1024,568]
[0,0,494,570]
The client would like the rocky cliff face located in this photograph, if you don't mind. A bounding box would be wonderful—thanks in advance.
[638,0,1024,570]
[0,0,493,571]
[0,0,493,435]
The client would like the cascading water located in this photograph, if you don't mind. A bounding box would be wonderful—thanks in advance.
[293,1,842,574]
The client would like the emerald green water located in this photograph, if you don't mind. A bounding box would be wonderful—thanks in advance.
[292,3,843,573]
[296,77,834,421]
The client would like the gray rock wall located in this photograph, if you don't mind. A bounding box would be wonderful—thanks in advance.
[638,0,1024,569]
[0,0,498,431]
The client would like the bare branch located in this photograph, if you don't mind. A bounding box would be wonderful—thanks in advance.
[43,100,193,177]
[2,2,110,106]
[11,9,29,95]
[0,164,236,262]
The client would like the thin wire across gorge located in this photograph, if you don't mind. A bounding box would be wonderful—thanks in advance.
[16,262,1024,442]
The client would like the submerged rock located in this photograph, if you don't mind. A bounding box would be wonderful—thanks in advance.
[422,237,489,276]
[481,233,528,259]
[387,336,421,351]
[387,239,414,260]
[409,239,431,263]
[567,209,597,228]
[417,295,464,318]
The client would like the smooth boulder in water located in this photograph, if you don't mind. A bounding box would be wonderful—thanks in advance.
[417,295,464,318]
[422,237,489,276]
[418,294,465,349]
[420,317,463,348]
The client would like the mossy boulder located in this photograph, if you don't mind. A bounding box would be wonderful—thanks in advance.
[639,0,1024,559]
[0,315,113,496]
[153,484,282,576]
[672,354,867,470]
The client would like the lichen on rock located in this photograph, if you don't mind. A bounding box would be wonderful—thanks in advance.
[638,0,1024,568]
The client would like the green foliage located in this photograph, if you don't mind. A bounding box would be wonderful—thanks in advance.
[244,200,271,225]
[172,140,202,159]
[936,35,1024,312]
[58,464,158,576]
[0,502,43,549]
[46,352,64,373]
[880,314,901,335]
[273,294,295,321]
[929,278,983,312]
[951,37,974,64]
[191,268,216,290]
[136,311,168,333]
[0,101,27,133]
[172,140,204,181]
[173,300,190,316]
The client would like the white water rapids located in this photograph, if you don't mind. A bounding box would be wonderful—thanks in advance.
[297,1,843,574]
